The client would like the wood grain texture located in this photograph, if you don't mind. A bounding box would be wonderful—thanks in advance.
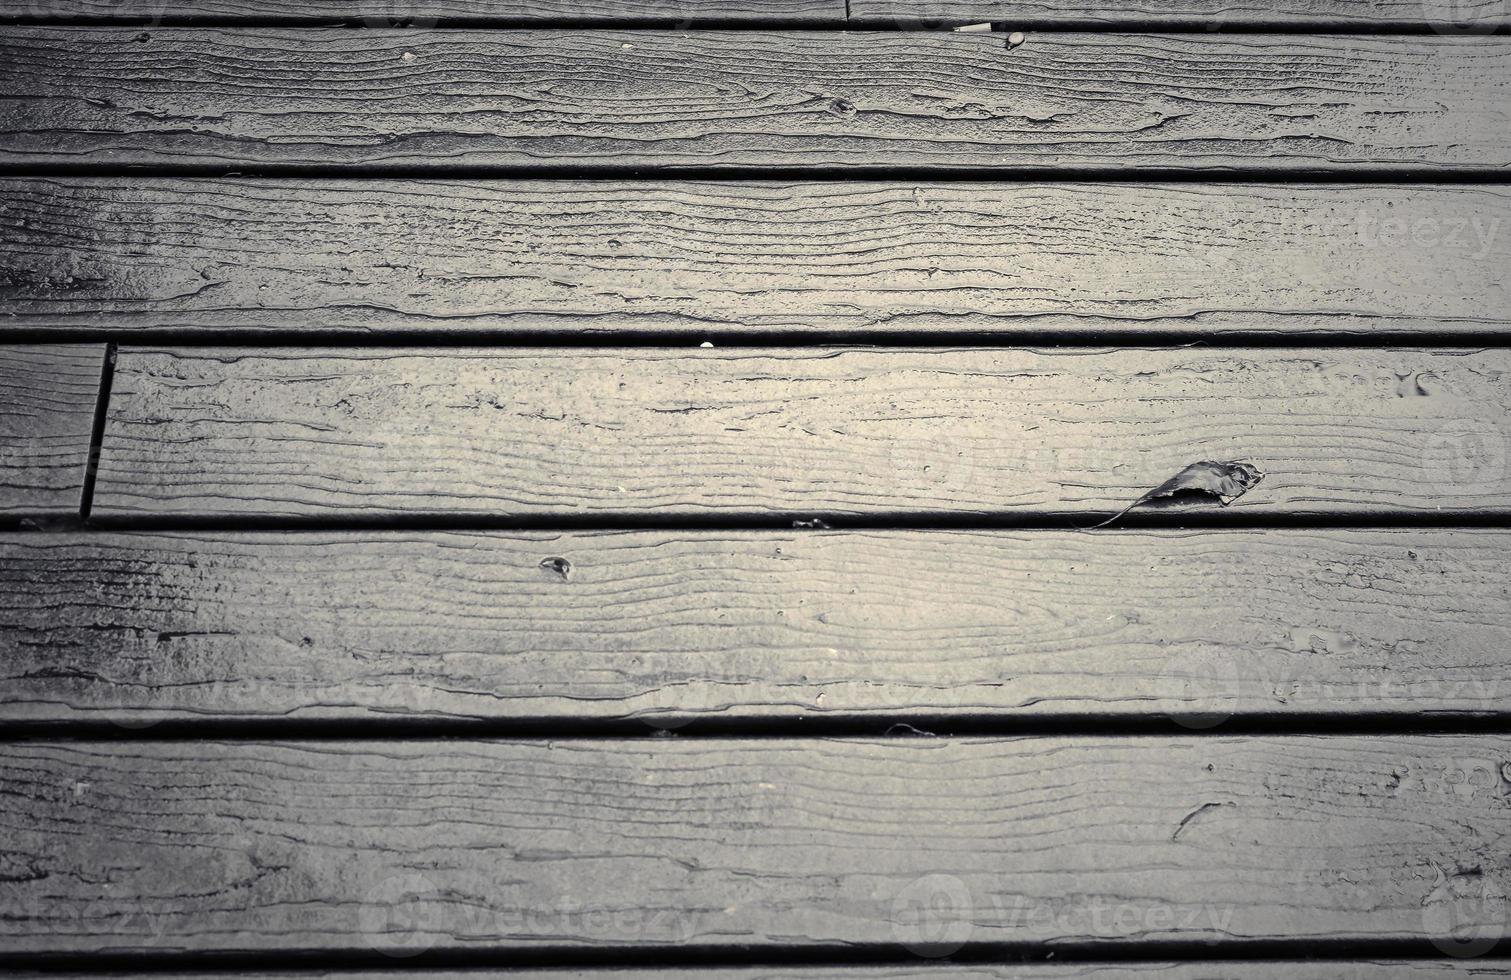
[854,0,1511,29]
[0,0,840,24]
[95,347,1511,519]
[3,0,1502,27]
[0,345,103,517]
[6,179,1511,338]
[3,529,1510,728]
[22,967,1511,980]
[3,30,1511,173]
[0,0,1500,28]
[4,737,1509,954]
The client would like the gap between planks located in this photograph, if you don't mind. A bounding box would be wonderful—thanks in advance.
[76,341,115,520]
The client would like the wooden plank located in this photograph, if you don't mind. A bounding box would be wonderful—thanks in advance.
[0,345,103,518]
[3,31,1510,173]
[6,179,1511,338]
[854,0,1511,30]
[0,0,841,24]
[0,0,1500,29]
[4,736,1509,954]
[3,529,1510,728]
[21,967,1511,980]
[95,347,1511,519]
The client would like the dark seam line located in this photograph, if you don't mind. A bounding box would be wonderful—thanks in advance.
[0,15,1507,31]
[5,330,1511,348]
[4,164,1511,183]
[3,939,1509,971]
[32,510,1511,533]
[75,341,114,521]
[5,164,1511,182]
[8,512,1511,533]
[6,713,1511,743]
[10,510,1511,534]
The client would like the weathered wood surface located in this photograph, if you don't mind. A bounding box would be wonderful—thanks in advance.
[6,179,1510,338]
[3,529,1509,728]
[22,967,1511,980]
[854,0,1511,29]
[4,31,1510,173]
[1,0,1502,28]
[0,344,103,517]
[4,0,1502,28]
[4,737,1509,954]
[0,0,840,24]
[95,347,1511,519]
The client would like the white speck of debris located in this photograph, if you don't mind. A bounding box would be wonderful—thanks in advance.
[401,51,415,62]
[700,341,714,348]
[953,22,992,32]
[622,42,634,50]
[1007,31,1026,48]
